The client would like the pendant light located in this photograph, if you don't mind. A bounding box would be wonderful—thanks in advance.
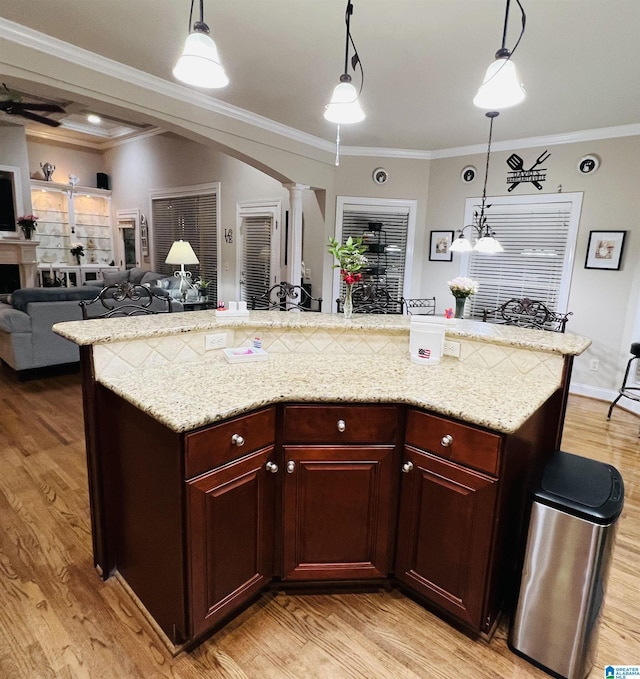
[324,0,365,165]
[473,0,526,109]
[173,0,229,89]
[450,112,504,254]
[324,1,365,124]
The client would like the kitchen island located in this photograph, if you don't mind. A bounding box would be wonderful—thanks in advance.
[55,311,590,651]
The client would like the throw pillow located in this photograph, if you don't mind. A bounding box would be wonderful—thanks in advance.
[103,270,130,286]
[128,267,147,284]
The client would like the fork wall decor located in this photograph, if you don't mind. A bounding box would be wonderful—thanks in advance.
[506,150,551,191]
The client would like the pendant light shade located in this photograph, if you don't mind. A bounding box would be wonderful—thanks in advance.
[324,1,365,125]
[474,0,527,110]
[324,75,365,124]
[173,1,228,89]
[473,53,525,109]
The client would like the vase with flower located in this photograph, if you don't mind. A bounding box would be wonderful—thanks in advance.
[328,236,368,319]
[447,276,479,318]
[70,242,85,266]
[17,215,38,240]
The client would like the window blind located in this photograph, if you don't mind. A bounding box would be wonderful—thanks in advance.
[241,214,274,301]
[151,192,217,300]
[341,208,409,302]
[464,200,574,319]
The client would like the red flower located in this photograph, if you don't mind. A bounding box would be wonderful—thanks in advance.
[343,273,355,284]
[354,273,362,282]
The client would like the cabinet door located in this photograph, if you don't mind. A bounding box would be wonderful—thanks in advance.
[282,445,396,581]
[187,447,277,638]
[395,447,497,630]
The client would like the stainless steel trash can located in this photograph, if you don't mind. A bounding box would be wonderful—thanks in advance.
[508,450,624,679]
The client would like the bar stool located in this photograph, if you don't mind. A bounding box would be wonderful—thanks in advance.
[607,342,640,436]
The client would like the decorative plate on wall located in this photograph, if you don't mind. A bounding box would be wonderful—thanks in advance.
[372,167,389,185]
[461,166,477,183]
[578,155,600,175]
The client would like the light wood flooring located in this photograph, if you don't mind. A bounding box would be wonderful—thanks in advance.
[0,367,638,678]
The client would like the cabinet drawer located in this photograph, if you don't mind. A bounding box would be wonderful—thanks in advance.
[283,405,398,444]
[185,407,275,478]
[405,409,501,476]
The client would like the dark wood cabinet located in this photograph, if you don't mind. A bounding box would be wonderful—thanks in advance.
[187,446,277,637]
[93,391,558,644]
[395,446,497,629]
[282,444,396,581]
[281,404,400,581]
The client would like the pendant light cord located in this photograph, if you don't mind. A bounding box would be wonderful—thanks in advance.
[478,111,499,233]
[344,1,365,96]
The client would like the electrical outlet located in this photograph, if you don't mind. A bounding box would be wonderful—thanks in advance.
[589,358,599,371]
[443,340,461,358]
[205,333,227,351]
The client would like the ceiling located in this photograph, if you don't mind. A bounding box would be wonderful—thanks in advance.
[1,0,640,153]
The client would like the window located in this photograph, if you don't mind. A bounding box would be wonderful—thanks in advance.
[151,183,220,301]
[236,200,280,302]
[460,193,582,318]
[335,197,417,311]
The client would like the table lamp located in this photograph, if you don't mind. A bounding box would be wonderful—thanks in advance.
[165,239,199,301]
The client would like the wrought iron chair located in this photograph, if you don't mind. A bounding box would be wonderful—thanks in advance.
[607,342,640,436]
[482,298,572,333]
[80,281,176,319]
[250,282,322,312]
[336,284,403,314]
[402,297,436,315]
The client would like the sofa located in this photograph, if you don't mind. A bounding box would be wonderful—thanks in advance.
[0,287,102,372]
[0,277,180,373]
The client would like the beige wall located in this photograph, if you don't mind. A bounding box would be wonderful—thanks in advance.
[0,124,33,223]
[27,139,105,187]
[424,136,640,394]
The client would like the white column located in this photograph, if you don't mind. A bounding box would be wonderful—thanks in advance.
[283,183,309,289]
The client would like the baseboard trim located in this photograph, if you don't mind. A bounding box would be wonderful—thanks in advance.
[569,381,640,416]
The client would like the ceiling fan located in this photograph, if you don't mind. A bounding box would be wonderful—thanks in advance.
[0,84,66,127]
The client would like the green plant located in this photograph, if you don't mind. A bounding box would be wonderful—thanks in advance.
[327,236,368,284]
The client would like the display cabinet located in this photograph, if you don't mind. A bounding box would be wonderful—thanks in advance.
[30,180,114,269]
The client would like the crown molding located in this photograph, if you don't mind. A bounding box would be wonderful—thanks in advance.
[3,18,640,162]
[26,124,164,151]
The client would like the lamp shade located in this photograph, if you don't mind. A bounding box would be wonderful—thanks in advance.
[449,237,473,253]
[474,236,504,253]
[165,240,200,265]
[473,57,525,109]
[324,80,365,124]
[173,31,229,89]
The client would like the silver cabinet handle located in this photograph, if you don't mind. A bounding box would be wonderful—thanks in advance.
[337,419,346,432]
[286,460,295,474]
[231,433,245,447]
[266,461,278,473]
[441,434,453,447]
[402,461,414,473]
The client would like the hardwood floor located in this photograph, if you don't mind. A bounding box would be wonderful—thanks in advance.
[0,366,638,678]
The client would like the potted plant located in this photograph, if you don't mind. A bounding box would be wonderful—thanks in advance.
[70,242,85,266]
[17,214,38,240]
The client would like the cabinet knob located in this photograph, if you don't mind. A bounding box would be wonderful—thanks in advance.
[337,419,346,432]
[402,461,414,473]
[231,433,245,447]
[441,434,453,447]
[265,461,278,473]
[286,460,295,474]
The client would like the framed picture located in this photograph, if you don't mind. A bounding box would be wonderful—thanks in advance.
[429,230,454,262]
[584,230,626,270]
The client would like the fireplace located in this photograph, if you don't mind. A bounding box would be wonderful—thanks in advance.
[0,239,38,289]
[0,264,20,293]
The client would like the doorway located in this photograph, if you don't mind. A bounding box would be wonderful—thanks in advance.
[116,209,142,269]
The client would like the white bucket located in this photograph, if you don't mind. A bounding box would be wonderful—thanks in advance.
[409,318,445,365]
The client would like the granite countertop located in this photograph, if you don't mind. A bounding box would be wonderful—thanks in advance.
[55,310,591,356]
[99,351,562,435]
